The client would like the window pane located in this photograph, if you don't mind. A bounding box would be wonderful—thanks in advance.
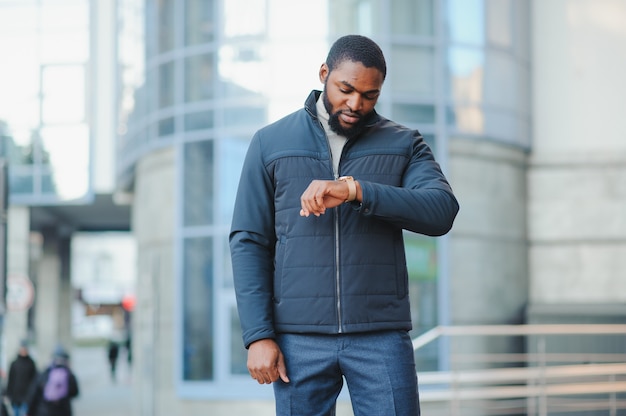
[40,32,89,63]
[216,137,249,225]
[158,0,175,53]
[391,0,433,36]
[41,65,85,124]
[185,54,214,102]
[329,0,380,36]
[448,104,484,134]
[404,233,438,371]
[447,46,484,103]
[222,106,265,128]
[222,0,266,37]
[39,124,89,200]
[219,44,266,98]
[185,0,215,45]
[448,0,485,46]
[392,103,435,124]
[230,305,247,374]
[9,172,34,195]
[0,129,33,166]
[222,236,233,288]
[405,233,438,337]
[183,237,214,381]
[184,110,214,131]
[184,140,213,226]
[159,61,174,108]
[390,45,434,97]
[158,117,174,136]
[486,0,512,48]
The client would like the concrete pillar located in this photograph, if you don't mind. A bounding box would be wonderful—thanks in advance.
[33,228,73,363]
[2,207,32,367]
[132,147,175,416]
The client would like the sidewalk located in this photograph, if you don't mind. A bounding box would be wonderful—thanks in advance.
[70,345,134,416]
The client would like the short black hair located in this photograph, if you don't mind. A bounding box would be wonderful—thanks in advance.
[325,35,387,80]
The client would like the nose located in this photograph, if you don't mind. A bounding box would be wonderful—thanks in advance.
[346,93,363,113]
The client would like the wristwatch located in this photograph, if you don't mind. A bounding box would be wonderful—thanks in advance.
[337,176,356,202]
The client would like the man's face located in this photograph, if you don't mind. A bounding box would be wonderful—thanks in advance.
[319,60,384,139]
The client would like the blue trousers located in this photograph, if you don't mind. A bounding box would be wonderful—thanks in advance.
[273,330,420,416]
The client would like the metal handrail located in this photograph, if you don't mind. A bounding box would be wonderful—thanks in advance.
[412,324,626,415]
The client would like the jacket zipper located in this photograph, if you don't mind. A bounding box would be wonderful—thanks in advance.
[334,202,342,333]
[317,119,343,333]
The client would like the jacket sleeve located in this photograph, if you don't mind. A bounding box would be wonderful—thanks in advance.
[356,135,459,236]
[229,134,277,348]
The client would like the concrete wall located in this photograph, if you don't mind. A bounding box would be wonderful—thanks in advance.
[448,138,529,326]
[528,0,626,312]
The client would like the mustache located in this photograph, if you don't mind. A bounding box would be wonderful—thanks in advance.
[335,109,362,118]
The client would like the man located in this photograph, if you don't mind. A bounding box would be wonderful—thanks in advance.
[6,341,38,416]
[26,346,79,416]
[230,34,459,415]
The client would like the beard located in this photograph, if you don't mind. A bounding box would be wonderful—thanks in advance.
[322,88,370,140]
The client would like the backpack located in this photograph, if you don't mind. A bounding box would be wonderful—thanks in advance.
[43,366,70,402]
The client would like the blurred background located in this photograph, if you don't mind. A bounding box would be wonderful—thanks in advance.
[0,0,625,415]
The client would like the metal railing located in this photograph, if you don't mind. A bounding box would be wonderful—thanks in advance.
[412,324,626,416]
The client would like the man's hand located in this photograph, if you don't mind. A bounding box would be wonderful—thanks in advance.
[300,179,354,217]
[247,339,289,384]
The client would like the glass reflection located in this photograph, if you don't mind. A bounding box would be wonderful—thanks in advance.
[223,0,266,37]
[184,110,214,131]
[391,0,434,36]
[392,103,435,124]
[230,306,248,374]
[39,124,90,199]
[330,0,378,35]
[184,140,214,227]
[390,45,435,97]
[158,0,175,53]
[217,137,249,225]
[41,65,86,124]
[183,236,214,381]
[448,0,485,45]
[159,61,175,108]
[185,0,215,45]
[185,54,214,102]
[0,0,90,201]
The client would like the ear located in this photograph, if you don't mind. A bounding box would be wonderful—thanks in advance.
[319,63,329,84]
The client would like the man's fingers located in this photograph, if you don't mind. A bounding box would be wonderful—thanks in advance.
[277,354,290,383]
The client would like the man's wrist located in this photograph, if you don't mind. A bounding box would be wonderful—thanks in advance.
[338,176,356,202]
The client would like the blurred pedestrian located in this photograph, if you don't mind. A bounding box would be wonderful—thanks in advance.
[26,345,79,416]
[6,340,38,416]
[107,340,119,382]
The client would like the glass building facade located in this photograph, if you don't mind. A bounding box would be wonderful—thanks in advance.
[117,0,529,398]
[0,0,91,204]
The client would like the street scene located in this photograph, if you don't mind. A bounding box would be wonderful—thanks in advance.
[71,345,133,416]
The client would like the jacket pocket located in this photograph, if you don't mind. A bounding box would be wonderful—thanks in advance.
[395,239,408,299]
[273,235,287,303]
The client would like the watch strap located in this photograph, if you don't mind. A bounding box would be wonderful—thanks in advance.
[338,176,356,202]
